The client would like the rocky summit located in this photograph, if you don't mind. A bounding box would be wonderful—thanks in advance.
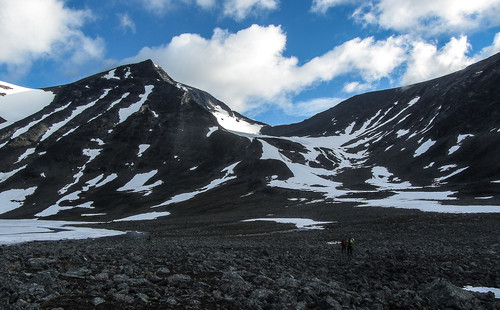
[0,52,499,309]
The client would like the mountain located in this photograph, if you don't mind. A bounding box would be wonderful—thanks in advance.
[0,54,499,221]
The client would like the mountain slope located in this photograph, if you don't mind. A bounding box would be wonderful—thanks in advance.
[0,54,499,221]
[0,60,270,220]
[264,52,500,196]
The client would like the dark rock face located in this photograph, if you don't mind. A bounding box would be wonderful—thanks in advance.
[0,60,264,220]
[0,53,500,221]
[263,53,500,191]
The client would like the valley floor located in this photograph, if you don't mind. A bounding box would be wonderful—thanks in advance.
[0,205,499,309]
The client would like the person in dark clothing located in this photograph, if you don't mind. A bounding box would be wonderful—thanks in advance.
[341,239,347,254]
[347,237,354,256]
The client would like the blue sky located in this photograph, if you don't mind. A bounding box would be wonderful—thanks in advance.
[1,0,500,125]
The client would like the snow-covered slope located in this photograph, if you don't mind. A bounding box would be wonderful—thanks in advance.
[0,83,55,130]
[0,55,499,221]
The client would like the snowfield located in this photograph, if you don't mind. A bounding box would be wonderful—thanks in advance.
[0,87,55,130]
[0,219,125,245]
[243,218,333,230]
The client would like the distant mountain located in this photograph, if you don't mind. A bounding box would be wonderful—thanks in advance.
[1,54,499,221]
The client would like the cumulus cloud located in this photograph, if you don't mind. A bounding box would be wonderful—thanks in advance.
[140,0,187,13]
[127,25,295,112]
[0,0,104,79]
[402,32,500,85]
[140,0,277,19]
[196,0,217,9]
[311,0,354,14]
[403,36,473,84]
[223,0,279,20]
[126,25,408,114]
[354,0,500,35]
[118,13,136,34]
[477,32,500,59]
[300,36,407,83]
[286,97,344,116]
[343,81,372,93]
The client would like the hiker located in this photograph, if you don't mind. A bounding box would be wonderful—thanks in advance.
[347,237,354,256]
[341,238,347,254]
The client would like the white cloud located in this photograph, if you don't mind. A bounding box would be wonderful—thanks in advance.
[311,0,353,14]
[343,81,372,93]
[118,13,136,34]
[126,25,407,114]
[222,0,279,20]
[196,0,217,9]
[140,0,176,12]
[301,35,407,84]
[287,97,344,116]
[128,25,295,112]
[0,0,104,79]
[403,36,473,84]
[354,0,500,35]
[140,0,276,19]
[477,32,500,59]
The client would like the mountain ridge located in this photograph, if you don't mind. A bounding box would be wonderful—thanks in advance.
[0,54,499,221]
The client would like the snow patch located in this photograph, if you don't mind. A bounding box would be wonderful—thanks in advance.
[103,69,120,80]
[0,187,37,215]
[367,166,412,190]
[448,145,460,155]
[113,211,171,222]
[0,165,27,184]
[117,85,154,124]
[91,138,105,146]
[475,196,493,200]
[117,170,162,195]
[414,139,435,157]
[11,102,72,139]
[439,164,457,172]
[210,104,262,134]
[36,190,96,217]
[95,173,118,187]
[41,89,111,141]
[463,286,500,298]
[424,162,435,169]
[448,134,474,155]
[435,167,468,183]
[124,67,132,79]
[156,162,239,206]
[0,81,32,95]
[81,213,107,217]
[407,96,420,107]
[0,219,125,245]
[347,190,500,213]
[15,148,36,163]
[207,126,218,137]
[458,134,474,143]
[137,144,150,157]
[242,218,332,230]
[0,89,56,130]
[58,148,102,195]
[396,129,409,138]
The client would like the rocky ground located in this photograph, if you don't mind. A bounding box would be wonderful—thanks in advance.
[0,203,499,309]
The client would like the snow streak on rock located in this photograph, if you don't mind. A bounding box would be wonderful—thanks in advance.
[0,88,56,130]
[117,85,154,124]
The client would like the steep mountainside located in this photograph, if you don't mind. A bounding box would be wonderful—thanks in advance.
[263,53,500,195]
[0,54,499,221]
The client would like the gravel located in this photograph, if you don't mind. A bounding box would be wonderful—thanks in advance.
[0,205,499,309]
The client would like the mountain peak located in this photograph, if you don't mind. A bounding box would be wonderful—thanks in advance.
[0,53,499,221]
[96,59,176,86]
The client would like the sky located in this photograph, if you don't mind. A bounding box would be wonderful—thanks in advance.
[1,0,500,125]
